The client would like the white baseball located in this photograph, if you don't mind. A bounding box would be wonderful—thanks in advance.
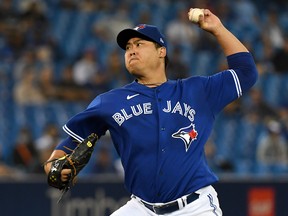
[188,8,204,23]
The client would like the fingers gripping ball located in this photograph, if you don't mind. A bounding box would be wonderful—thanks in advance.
[47,133,99,190]
[188,8,204,23]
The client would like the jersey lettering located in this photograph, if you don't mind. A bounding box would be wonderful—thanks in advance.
[143,102,153,114]
[188,109,195,122]
[163,100,196,122]
[112,102,153,126]
[172,101,183,115]
[162,100,172,112]
[112,113,125,126]
[121,109,133,120]
[183,103,191,117]
[131,104,143,116]
[112,101,196,126]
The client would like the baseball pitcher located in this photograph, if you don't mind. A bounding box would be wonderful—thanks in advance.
[44,7,258,215]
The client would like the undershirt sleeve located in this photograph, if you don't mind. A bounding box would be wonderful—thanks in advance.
[55,136,78,153]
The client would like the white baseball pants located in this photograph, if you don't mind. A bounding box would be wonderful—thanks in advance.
[110,185,222,216]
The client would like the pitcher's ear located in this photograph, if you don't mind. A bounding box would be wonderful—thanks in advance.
[159,47,167,58]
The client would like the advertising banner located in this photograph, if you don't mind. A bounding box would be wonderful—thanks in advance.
[0,176,287,216]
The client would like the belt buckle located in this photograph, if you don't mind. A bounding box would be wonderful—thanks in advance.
[182,196,188,206]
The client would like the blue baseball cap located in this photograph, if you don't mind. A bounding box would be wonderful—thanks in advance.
[117,24,167,50]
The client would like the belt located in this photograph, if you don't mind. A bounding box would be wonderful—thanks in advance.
[136,193,199,215]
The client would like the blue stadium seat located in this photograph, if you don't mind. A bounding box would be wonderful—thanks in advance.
[0,1,287,176]
[259,73,283,107]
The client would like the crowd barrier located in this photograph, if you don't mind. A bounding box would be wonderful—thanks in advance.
[0,174,287,216]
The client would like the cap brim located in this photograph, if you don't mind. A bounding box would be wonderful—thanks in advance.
[117,29,154,50]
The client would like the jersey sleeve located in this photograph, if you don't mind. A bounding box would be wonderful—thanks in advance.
[62,95,108,143]
[202,52,258,115]
[227,52,258,92]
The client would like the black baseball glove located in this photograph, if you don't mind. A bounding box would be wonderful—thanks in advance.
[46,133,98,202]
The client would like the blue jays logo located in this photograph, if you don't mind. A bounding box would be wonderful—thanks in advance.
[172,124,198,152]
[134,24,146,30]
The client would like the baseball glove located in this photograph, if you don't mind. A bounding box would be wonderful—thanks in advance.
[46,133,98,202]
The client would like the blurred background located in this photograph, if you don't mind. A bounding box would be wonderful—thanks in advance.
[0,0,287,215]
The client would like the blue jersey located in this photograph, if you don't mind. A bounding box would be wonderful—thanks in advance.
[57,52,257,203]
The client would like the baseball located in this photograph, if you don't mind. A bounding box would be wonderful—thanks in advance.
[188,8,204,23]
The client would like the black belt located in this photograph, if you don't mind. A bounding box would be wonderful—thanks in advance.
[138,193,199,215]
